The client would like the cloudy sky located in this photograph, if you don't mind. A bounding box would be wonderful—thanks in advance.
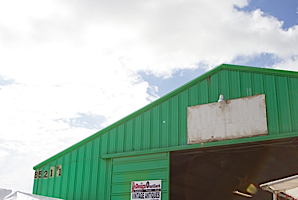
[0,0,297,193]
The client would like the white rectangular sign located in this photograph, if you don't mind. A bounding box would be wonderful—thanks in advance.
[131,180,161,200]
[187,94,268,144]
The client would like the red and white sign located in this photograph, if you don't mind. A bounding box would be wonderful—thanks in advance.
[131,180,161,200]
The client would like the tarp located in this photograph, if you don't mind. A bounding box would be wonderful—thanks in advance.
[260,174,298,199]
[0,188,63,200]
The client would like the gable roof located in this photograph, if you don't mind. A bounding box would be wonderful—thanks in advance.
[33,64,298,169]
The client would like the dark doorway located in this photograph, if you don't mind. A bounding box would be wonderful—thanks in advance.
[170,137,298,200]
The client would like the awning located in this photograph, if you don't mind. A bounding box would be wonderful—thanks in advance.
[260,174,298,199]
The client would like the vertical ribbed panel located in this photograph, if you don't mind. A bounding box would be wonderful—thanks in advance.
[229,71,241,98]
[110,153,169,200]
[289,78,298,132]
[91,138,100,199]
[169,96,179,147]
[178,90,188,145]
[264,74,279,134]
[276,76,292,133]
[109,129,116,154]
[134,115,142,151]
[143,110,151,150]
[60,152,70,198]
[218,70,230,99]
[161,101,169,148]
[74,146,84,200]
[33,66,298,199]
[67,149,77,199]
[117,124,125,153]
[125,119,133,152]
[151,105,160,148]
[82,142,92,199]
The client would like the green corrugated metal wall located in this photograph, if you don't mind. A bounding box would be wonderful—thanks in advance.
[33,65,298,199]
[111,153,169,200]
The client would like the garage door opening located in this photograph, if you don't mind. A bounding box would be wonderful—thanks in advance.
[170,137,298,200]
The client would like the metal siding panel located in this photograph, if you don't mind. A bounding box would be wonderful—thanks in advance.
[161,102,169,148]
[189,84,198,107]
[276,76,292,133]
[151,106,160,149]
[252,73,264,95]
[240,71,252,97]
[117,124,125,153]
[289,78,298,132]
[98,134,110,198]
[113,159,168,173]
[111,153,169,200]
[98,158,112,200]
[36,169,42,195]
[109,129,116,154]
[178,90,188,145]
[218,70,230,99]
[143,110,151,150]
[101,132,109,155]
[97,134,111,199]
[98,158,107,199]
[33,173,38,194]
[209,73,219,102]
[41,165,49,196]
[60,153,70,199]
[52,157,62,198]
[74,146,84,200]
[82,141,93,200]
[112,170,167,183]
[67,149,77,200]
[229,70,241,99]
[46,163,54,197]
[198,79,209,104]
[169,96,179,147]
[125,120,133,152]
[90,138,100,200]
[106,159,112,200]
[264,74,279,134]
[134,115,142,151]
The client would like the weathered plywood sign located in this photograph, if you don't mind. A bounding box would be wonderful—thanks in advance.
[187,94,268,144]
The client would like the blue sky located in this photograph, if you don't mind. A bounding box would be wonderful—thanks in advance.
[0,0,297,193]
[239,0,298,29]
[140,0,298,97]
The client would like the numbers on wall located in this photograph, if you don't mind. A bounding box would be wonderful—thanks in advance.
[38,170,42,179]
[34,171,38,179]
[49,166,55,178]
[43,170,48,179]
[56,165,62,177]
[34,165,62,180]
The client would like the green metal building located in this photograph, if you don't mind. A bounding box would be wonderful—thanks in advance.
[33,64,298,200]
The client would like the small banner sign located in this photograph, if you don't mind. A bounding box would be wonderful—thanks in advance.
[131,180,161,200]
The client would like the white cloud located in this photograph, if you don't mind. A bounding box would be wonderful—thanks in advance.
[272,55,298,71]
[0,0,297,194]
